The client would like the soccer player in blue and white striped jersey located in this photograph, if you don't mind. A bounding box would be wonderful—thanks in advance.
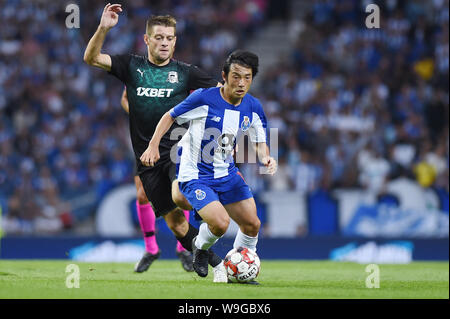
[141,51,277,279]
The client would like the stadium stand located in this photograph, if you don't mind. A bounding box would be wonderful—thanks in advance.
[0,0,448,237]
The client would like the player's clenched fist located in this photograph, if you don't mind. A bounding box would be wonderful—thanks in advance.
[99,3,122,30]
[140,143,160,167]
[261,156,277,175]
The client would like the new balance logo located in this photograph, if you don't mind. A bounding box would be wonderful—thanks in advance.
[137,69,144,77]
[211,116,221,122]
[136,87,174,97]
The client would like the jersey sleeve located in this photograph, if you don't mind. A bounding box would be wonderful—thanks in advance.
[187,65,219,90]
[169,88,209,125]
[108,54,132,83]
[249,99,268,143]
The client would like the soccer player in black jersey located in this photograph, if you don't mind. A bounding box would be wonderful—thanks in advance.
[84,3,227,282]
[120,88,193,273]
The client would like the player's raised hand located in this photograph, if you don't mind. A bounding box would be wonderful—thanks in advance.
[99,3,122,30]
[261,156,277,175]
[140,143,160,167]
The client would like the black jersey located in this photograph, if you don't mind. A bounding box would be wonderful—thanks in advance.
[108,54,218,174]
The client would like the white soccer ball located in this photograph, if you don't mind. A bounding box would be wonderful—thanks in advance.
[224,247,260,283]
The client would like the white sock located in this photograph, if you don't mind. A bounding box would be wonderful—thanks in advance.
[195,222,221,250]
[233,228,258,252]
[213,260,225,270]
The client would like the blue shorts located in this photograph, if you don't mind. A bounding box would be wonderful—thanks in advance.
[179,171,253,211]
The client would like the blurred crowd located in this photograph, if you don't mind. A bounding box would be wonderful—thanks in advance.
[0,0,268,234]
[245,0,449,199]
[0,0,448,235]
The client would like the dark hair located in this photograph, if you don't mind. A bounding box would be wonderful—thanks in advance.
[146,15,177,35]
[223,50,259,78]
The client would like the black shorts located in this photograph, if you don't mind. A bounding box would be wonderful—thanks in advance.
[133,161,139,177]
[138,157,177,218]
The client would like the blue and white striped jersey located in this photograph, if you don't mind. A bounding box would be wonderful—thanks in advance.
[169,87,267,182]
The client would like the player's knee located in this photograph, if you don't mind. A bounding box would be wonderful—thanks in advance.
[136,187,149,204]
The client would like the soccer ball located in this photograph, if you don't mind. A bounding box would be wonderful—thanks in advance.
[224,247,260,283]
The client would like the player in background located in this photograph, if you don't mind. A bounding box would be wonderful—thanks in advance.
[120,88,193,273]
[141,50,277,282]
[84,4,227,282]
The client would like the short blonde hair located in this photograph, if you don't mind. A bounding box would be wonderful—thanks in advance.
[146,15,177,35]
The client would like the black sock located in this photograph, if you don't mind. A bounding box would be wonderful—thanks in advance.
[208,250,222,268]
[176,223,222,267]
[176,223,197,252]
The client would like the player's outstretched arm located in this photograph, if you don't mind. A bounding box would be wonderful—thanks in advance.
[120,87,129,113]
[83,3,122,71]
[140,112,175,167]
[255,143,277,175]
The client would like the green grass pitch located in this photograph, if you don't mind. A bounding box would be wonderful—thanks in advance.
[0,260,448,299]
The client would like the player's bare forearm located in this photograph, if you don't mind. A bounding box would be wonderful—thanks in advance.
[83,4,122,70]
[83,27,112,70]
[255,143,270,163]
[149,112,175,147]
[140,112,175,166]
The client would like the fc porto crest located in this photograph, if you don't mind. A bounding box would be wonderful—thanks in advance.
[241,116,251,131]
[195,189,206,201]
[167,71,179,83]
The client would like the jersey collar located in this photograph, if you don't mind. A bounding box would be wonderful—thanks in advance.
[146,56,174,68]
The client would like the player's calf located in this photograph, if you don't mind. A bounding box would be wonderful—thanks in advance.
[197,201,230,237]
[164,208,189,238]
[224,198,260,250]
[239,217,261,238]
[135,176,150,204]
